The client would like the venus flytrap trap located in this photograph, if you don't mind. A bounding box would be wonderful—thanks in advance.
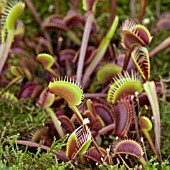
[42,14,81,46]
[29,127,49,143]
[66,119,92,160]
[48,77,84,124]
[36,53,58,77]
[131,46,150,81]
[121,19,152,50]
[84,146,110,165]
[0,1,25,73]
[0,90,18,102]
[97,63,122,84]
[107,71,143,104]
[114,96,134,138]
[109,139,146,167]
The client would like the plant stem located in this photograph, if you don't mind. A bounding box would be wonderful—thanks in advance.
[69,105,84,124]
[45,107,65,138]
[82,16,119,88]
[0,76,22,97]
[0,30,14,73]
[130,0,136,18]
[139,0,148,20]
[139,157,147,166]
[84,93,107,98]
[143,130,159,160]
[76,12,94,83]
[24,0,41,27]
[110,0,116,26]
[98,123,115,135]
[16,140,69,162]
[143,81,162,161]
[149,36,170,57]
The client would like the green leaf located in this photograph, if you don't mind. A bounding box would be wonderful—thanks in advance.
[143,81,161,160]
[82,16,119,87]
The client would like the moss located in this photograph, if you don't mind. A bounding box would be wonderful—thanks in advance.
[0,98,48,137]
[0,132,78,169]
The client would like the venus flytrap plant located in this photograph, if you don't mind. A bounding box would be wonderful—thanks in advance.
[0,1,25,73]
[120,17,162,162]
[129,33,162,161]
[42,14,81,46]
[0,1,168,168]
[48,77,103,157]
[36,53,58,77]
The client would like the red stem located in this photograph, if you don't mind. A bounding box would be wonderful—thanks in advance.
[130,0,136,18]
[110,0,116,26]
[16,140,69,162]
[149,36,170,57]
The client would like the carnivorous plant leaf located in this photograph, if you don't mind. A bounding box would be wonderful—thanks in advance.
[107,71,143,104]
[48,77,84,106]
[4,1,25,31]
[114,96,134,137]
[30,127,49,143]
[58,115,75,134]
[85,147,109,165]
[0,1,25,73]
[37,88,55,108]
[82,16,119,87]
[66,124,92,159]
[97,63,122,84]
[36,53,58,77]
[143,81,161,161]
[121,19,152,50]
[110,139,146,166]
[131,46,150,81]
[36,53,54,70]
[140,116,152,131]
[10,66,24,78]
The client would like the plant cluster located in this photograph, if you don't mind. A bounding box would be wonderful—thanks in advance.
[0,0,170,169]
